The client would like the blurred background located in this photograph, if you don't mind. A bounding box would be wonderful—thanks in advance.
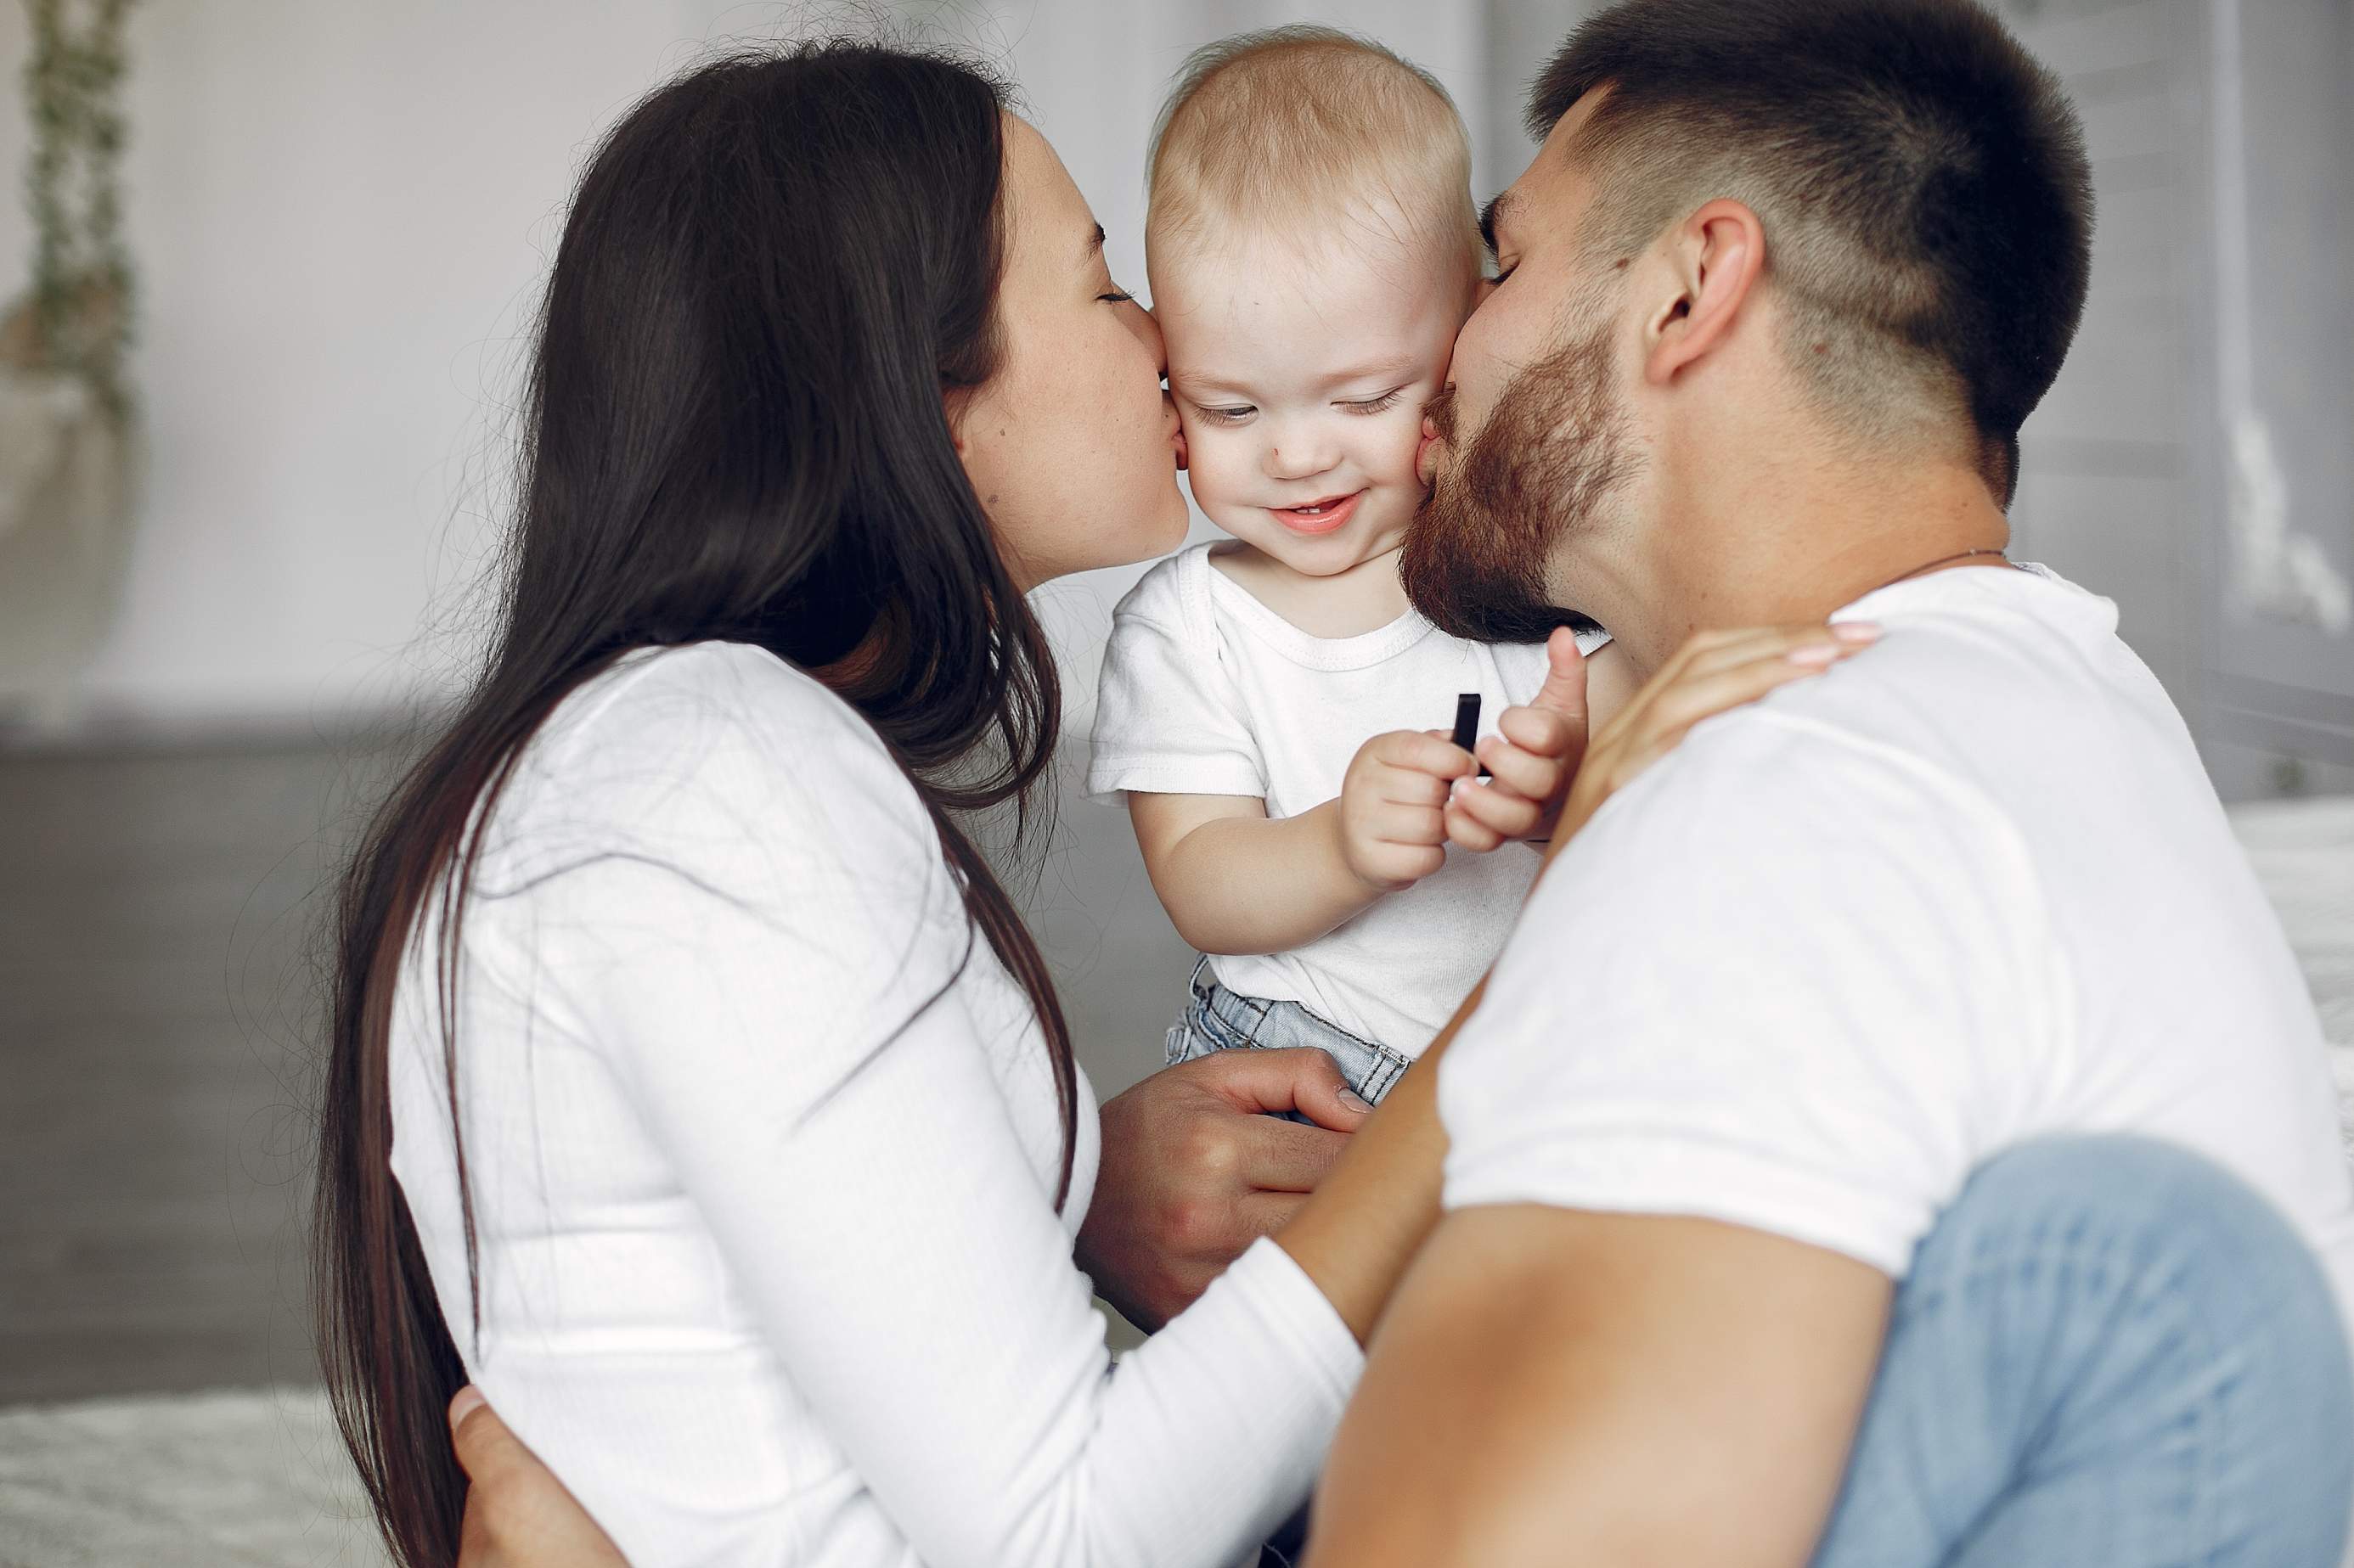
[0,1,2346,1562]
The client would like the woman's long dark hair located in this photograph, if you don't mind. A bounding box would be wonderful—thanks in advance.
[315,43,1078,1568]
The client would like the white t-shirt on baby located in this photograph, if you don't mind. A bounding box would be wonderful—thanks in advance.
[1441,563,2354,1362]
[1088,542,1609,1055]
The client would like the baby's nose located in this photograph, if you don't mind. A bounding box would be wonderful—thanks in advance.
[1263,430,1339,481]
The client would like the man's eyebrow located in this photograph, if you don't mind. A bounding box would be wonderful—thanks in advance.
[1080,222,1106,266]
[1478,193,1517,261]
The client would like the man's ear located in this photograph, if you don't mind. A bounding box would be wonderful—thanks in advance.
[1642,199,1766,386]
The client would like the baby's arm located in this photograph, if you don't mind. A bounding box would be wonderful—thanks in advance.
[1129,730,1476,956]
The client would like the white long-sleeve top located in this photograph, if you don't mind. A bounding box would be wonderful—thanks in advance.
[387,641,1363,1567]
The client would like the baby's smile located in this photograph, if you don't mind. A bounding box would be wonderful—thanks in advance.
[1269,490,1366,536]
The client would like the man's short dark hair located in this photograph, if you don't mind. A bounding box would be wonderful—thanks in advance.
[1530,0,2092,500]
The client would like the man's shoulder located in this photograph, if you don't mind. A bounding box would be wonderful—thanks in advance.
[1576,665,2032,900]
[1664,592,2153,803]
[1607,692,1970,825]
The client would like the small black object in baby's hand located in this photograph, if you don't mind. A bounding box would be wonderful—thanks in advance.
[1450,693,1494,778]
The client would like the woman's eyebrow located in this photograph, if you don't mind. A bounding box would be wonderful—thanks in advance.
[1079,222,1107,267]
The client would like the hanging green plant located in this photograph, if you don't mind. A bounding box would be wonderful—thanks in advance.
[1,0,137,426]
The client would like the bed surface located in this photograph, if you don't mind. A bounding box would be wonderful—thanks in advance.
[2,796,2349,1568]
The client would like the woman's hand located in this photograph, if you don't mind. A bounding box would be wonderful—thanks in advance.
[449,1388,627,1568]
[1541,621,1880,861]
[1077,1048,1371,1332]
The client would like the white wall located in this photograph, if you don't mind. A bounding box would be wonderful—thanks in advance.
[0,0,1500,730]
[0,3,755,723]
[5,0,2343,784]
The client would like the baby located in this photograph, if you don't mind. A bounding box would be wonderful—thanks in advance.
[1089,27,1626,1104]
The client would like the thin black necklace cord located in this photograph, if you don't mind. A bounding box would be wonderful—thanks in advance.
[1867,545,2014,597]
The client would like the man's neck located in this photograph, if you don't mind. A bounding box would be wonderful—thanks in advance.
[1603,451,2012,677]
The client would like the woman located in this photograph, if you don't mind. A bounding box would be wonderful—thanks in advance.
[317,41,1850,1568]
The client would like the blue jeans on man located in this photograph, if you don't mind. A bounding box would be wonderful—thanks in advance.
[1172,967,2354,1565]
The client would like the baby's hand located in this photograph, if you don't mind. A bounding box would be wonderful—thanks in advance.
[1335,729,1478,891]
[1444,627,1590,852]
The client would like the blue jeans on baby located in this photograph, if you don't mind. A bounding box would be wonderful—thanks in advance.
[1165,958,1416,1114]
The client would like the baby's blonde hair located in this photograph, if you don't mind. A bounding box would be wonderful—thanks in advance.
[1146,26,1481,278]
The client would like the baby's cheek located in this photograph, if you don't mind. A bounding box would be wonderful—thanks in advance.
[1177,425,1253,512]
[1360,411,1430,490]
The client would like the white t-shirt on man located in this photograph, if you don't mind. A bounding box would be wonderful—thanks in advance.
[1088,542,1610,1054]
[1442,563,2354,1359]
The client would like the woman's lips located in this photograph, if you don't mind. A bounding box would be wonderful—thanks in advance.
[1270,490,1364,536]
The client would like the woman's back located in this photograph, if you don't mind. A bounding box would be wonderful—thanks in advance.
[391,642,1090,1560]
[387,641,1357,1565]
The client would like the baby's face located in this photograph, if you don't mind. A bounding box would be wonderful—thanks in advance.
[1152,236,1472,577]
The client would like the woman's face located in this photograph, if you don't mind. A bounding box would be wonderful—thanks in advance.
[955,117,1190,590]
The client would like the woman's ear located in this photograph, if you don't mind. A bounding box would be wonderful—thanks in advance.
[943,389,971,454]
[1643,199,1766,387]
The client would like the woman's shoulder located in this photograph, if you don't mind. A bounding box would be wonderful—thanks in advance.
[553,640,885,756]
[491,642,937,880]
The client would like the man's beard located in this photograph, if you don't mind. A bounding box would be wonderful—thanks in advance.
[1401,322,1633,643]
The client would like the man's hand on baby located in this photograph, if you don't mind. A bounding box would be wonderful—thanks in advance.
[1444,627,1591,852]
[1335,728,1480,891]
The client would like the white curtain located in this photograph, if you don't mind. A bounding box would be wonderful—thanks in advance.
[2195,0,2354,795]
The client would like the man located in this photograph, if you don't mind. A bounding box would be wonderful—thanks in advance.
[1312,0,2354,1563]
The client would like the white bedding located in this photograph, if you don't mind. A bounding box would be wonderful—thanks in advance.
[0,798,2345,1568]
[2229,795,2354,1155]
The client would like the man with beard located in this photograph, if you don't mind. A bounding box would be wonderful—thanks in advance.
[1309,2,2354,1565]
